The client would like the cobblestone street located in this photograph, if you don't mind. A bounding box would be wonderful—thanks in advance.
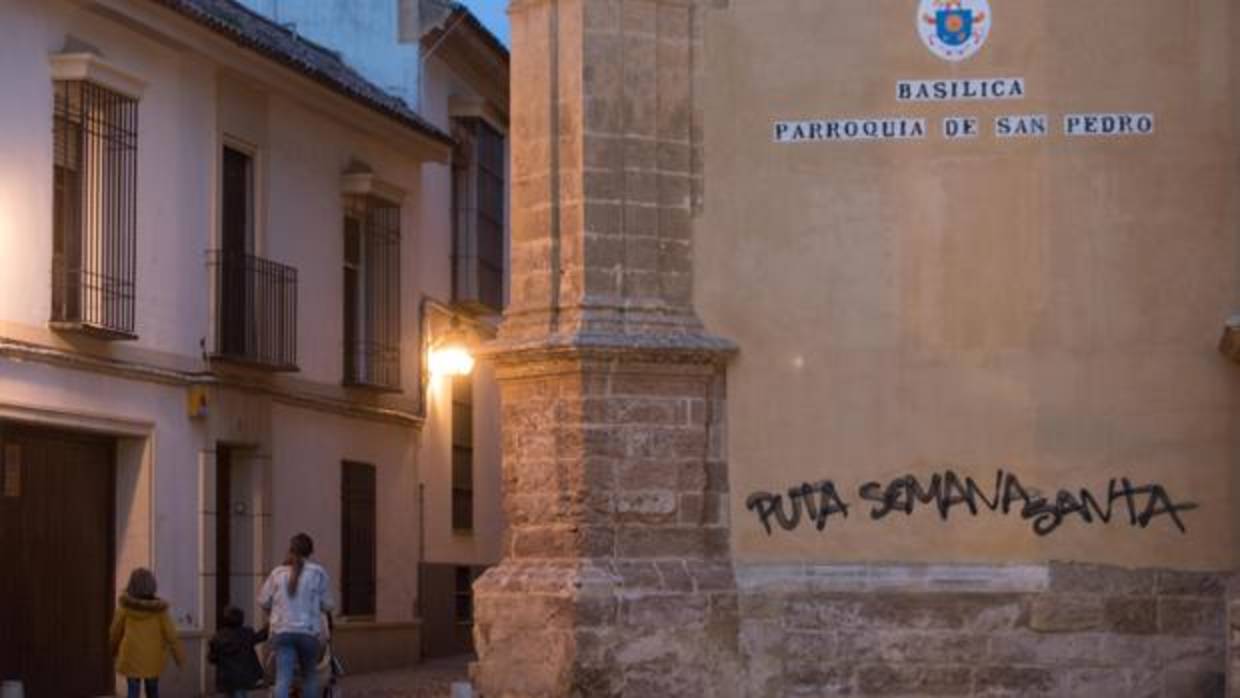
[338,657,471,698]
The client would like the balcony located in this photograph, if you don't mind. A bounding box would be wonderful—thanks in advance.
[208,250,298,371]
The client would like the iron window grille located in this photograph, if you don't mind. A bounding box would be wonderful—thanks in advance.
[51,80,138,339]
[208,250,298,371]
[451,373,474,533]
[451,118,505,313]
[343,195,402,390]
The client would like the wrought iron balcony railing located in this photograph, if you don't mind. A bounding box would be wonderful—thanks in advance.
[208,250,297,371]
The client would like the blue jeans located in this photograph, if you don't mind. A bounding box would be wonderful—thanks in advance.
[226,691,248,698]
[126,678,158,698]
[273,632,320,698]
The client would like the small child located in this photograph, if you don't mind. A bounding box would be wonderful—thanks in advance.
[109,568,184,698]
[208,606,268,697]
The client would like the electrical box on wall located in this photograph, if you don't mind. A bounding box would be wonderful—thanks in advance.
[186,385,209,419]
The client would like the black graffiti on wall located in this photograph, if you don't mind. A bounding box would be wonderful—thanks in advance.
[745,469,1198,537]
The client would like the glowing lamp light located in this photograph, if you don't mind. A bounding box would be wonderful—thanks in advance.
[429,343,475,377]
[428,319,475,377]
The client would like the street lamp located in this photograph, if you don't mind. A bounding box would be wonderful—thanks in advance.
[428,316,475,377]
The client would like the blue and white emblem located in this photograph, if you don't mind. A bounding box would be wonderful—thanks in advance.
[918,0,990,62]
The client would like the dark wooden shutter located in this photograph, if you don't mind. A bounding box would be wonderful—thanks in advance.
[341,461,376,616]
[475,121,505,311]
[50,80,137,337]
[52,90,83,325]
[220,146,252,357]
[343,214,362,381]
[342,196,401,389]
[451,118,505,313]
[221,147,251,255]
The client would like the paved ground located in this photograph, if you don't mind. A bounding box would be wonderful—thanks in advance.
[338,656,472,697]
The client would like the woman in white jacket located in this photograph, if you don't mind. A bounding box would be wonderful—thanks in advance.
[259,533,336,698]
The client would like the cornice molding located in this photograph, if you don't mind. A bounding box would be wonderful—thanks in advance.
[49,52,148,98]
[449,95,508,135]
[0,338,423,427]
[342,172,407,205]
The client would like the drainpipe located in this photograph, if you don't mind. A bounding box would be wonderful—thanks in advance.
[416,480,426,657]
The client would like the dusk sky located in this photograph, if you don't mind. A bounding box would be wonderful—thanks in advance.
[460,0,509,45]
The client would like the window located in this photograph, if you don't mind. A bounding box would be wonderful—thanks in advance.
[451,118,505,312]
[341,461,377,617]
[51,79,138,338]
[451,373,474,533]
[210,145,298,370]
[218,146,253,359]
[343,195,401,389]
[454,566,475,625]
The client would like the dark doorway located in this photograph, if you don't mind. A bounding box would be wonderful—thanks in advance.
[0,422,115,697]
[419,563,485,658]
[216,444,233,625]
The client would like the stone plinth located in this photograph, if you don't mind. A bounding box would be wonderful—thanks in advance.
[471,344,740,697]
[738,562,1226,697]
[472,0,735,694]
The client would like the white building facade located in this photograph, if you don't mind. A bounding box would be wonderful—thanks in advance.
[0,0,507,694]
[231,0,512,659]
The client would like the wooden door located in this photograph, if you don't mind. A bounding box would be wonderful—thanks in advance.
[0,423,114,697]
[216,445,233,626]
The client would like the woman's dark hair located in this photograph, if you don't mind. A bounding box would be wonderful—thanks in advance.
[126,567,157,600]
[221,606,244,628]
[285,533,314,597]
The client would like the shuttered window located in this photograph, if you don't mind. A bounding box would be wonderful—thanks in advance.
[341,461,376,617]
[451,374,474,533]
[451,118,505,313]
[343,195,401,390]
[51,80,138,339]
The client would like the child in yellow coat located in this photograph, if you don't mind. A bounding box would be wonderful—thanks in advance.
[109,568,184,698]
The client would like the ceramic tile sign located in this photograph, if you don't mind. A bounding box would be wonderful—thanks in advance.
[1065,113,1156,136]
[918,0,991,63]
[996,114,1050,138]
[771,0,1158,145]
[773,118,927,143]
[943,116,980,139]
[898,78,1024,102]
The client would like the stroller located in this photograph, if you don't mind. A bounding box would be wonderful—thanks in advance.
[260,613,344,697]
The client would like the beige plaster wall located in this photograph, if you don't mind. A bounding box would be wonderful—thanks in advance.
[215,78,430,395]
[415,55,507,568]
[695,0,1240,569]
[419,362,506,565]
[0,0,216,360]
[270,402,419,623]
